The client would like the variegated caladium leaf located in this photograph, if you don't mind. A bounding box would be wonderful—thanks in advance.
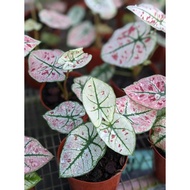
[24,172,41,190]
[127,3,166,33]
[67,5,85,26]
[25,18,42,32]
[28,49,65,82]
[67,21,96,48]
[71,76,90,102]
[123,74,166,110]
[116,95,157,133]
[150,115,165,151]
[82,77,116,127]
[43,101,86,134]
[24,35,41,57]
[39,9,72,29]
[84,0,117,20]
[101,21,157,68]
[44,1,67,13]
[90,63,115,82]
[58,48,92,71]
[24,136,53,174]
[97,113,136,155]
[59,122,106,177]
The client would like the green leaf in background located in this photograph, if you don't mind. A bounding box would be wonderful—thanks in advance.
[25,172,41,190]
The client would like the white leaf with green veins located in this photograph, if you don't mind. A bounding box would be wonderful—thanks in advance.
[82,77,116,127]
[59,122,106,177]
[71,75,90,102]
[43,101,86,134]
[97,113,136,156]
[150,115,165,151]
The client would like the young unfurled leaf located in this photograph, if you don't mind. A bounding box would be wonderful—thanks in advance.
[116,95,157,133]
[39,9,72,29]
[150,115,166,151]
[58,48,92,71]
[28,49,65,82]
[24,172,41,190]
[67,21,96,47]
[101,21,157,68]
[123,74,166,110]
[97,113,136,155]
[24,35,41,57]
[24,136,53,174]
[43,101,86,134]
[59,122,106,177]
[127,3,166,32]
[82,77,116,127]
[84,0,117,20]
[71,75,90,102]
[90,63,115,82]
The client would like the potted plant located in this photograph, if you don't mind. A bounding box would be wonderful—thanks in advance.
[24,136,53,190]
[42,76,136,190]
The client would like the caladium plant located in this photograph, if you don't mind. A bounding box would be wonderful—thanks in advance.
[43,76,136,178]
[24,136,53,190]
[27,47,92,101]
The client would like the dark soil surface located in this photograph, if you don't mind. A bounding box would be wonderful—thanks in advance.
[75,147,127,182]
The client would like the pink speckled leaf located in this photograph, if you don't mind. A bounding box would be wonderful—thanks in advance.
[58,48,92,71]
[123,74,166,110]
[150,115,165,151]
[59,122,106,177]
[101,21,157,68]
[28,49,65,82]
[44,1,67,13]
[39,9,72,29]
[24,35,41,57]
[67,21,95,48]
[82,77,116,127]
[71,76,90,102]
[43,101,85,134]
[24,136,53,174]
[97,113,136,155]
[127,3,166,32]
[116,95,157,133]
[84,0,117,19]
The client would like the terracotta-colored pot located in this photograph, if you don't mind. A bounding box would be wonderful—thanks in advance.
[39,71,82,110]
[149,130,165,183]
[152,145,165,184]
[83,47,103,73]
[57,138,128,190]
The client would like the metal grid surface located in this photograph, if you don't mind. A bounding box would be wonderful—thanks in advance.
[25,83,165,190]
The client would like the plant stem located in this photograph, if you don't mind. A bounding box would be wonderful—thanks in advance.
[94,14,102,48]
[63,71,70,101]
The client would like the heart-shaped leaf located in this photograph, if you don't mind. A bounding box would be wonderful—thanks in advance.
[116,95,157,133]
[67,21,96,48]
[123,74,166,110]
[90,63,115,82]
[101,21,157,68]
[84,0,117,20]
[24,35,41,57]
[82,77,116,127]
[39,9,72,29]
[67,4,85,26]
[24,136,53,174]
[43,101,86,134]
[71,76,90,102]
[127,3,166,32]
[97,113,136,155]
[24,172,41,190]
[58,48,92,71]
[59,122,106,177]
[28,49,65,82]
[150,115,165,151]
